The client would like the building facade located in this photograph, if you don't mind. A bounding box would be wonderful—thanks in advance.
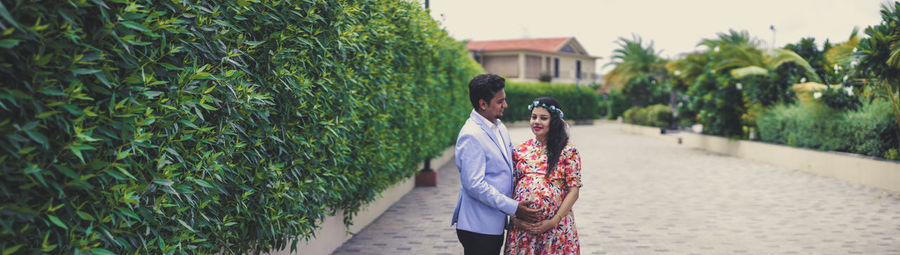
[467,37,601,85]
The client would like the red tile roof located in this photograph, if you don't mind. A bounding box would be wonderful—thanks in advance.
[467,37,572,53]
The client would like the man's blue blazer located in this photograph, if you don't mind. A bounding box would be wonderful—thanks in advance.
[451,110,519,235]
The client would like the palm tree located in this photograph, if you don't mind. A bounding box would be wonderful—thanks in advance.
[603,35,667,90]
[826,33,860,66]
[785,38,829,82]
[666,52,711,88]
[699,30,821,83]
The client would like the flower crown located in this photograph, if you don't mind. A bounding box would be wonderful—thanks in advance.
[527,100,565,118]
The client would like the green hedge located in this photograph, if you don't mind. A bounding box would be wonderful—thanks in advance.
[597,89,630,120]
[502,82,599,122]
[0,0,480,254]
[623,104,673,128]
[757,101,900,159]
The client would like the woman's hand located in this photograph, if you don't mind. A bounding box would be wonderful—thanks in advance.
[526,187,579,235]
[511,216,533,230]
[526,217,560,234]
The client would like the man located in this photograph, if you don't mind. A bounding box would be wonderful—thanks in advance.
[451,74,540,255]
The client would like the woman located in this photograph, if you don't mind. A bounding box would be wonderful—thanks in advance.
[506,97,582,255]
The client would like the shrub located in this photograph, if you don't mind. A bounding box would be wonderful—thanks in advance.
[688,73,745,137]
[842,101,900,158]
[820,86,861,111]
[502,82,599,122]
[598,89,630,120]
[623,108,637,125]
[623,104,672,128]
[0,0,480,253]
[757,100,900,159]
[739,67,797,108]
[621,74,670,107]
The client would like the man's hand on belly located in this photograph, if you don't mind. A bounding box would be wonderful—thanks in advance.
[515,200,540,222]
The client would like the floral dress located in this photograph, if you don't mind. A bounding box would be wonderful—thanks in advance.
[505,138,582,255]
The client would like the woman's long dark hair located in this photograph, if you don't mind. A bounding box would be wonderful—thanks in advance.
[534,97,568,178]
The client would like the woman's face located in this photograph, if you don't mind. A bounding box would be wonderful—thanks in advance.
[530,107,551,138]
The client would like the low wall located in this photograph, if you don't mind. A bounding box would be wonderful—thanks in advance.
[620,123,900,193]
[619,123,680,144]
[268,146,456,255]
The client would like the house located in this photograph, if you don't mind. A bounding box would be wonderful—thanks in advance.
[467,37,601,85]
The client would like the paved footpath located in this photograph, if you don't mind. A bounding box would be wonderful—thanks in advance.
[333,123,900,254]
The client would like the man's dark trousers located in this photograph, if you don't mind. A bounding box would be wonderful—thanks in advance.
[457,229,504,255]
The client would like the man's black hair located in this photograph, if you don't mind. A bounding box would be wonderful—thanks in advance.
[468,74,506,110]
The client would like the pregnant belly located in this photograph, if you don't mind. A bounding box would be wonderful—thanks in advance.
[514,177,562,221]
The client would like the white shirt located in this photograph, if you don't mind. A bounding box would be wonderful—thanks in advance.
[472,110,508,160]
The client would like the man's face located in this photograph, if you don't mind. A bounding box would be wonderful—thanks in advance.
[479,89,507,121]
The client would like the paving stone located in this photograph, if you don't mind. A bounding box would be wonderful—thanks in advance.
[331,123,900,254]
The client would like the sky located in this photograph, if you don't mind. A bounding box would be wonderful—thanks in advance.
[423,0,889,73]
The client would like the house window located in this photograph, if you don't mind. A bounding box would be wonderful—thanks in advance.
[576,60,582,79]
[553,58,559,78]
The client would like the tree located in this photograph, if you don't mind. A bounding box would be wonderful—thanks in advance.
[667,52,711,126]
[823,30,860,85]
[705,30,827,135]
[604,35,672,120]
[670,29,823,136]
[785,38,830,82]
[603,35,668,90]
[855,1,900,137]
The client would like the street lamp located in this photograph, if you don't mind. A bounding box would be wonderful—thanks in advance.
[770,25,776,49]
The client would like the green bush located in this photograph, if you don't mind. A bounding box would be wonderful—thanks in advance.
[842,101,900,158]
[0,0,480,254]
[673,93,697,129]
[757,100,900,159]
[688,72,746,137]
[598,89,630,120]
[623,108,639,125]
[820,86,861,111]
[621,74,671,108]
[502,82,599,122]
[623,104,672,128]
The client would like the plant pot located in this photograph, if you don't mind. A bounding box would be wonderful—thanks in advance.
[415,169,437,187]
